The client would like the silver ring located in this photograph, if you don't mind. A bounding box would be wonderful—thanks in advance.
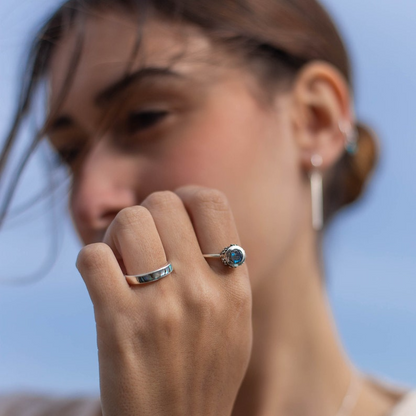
[125,263,173,285]
[203,244,246,268]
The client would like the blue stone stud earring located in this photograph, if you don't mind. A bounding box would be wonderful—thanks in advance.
[339,120,359,155]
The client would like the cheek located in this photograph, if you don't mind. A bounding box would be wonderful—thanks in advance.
[243,121,306,288]
[157,98,271,188]
[151,101,305,286]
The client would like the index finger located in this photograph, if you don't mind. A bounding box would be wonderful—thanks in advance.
[76,242,130,311]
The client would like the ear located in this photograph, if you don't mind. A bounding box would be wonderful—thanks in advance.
[289,61,354,172]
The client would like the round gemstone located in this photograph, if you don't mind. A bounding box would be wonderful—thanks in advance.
[229,249,243,265]
[227,249,244,267]
[221,245,246,268]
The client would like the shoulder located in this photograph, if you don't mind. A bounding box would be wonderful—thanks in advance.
[390,391,416,416]
[0,393,101,416]
[365,374,416,416]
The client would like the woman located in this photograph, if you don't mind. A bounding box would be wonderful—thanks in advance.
[0,0,415,415]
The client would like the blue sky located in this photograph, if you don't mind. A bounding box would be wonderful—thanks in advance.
[0,0,415,395]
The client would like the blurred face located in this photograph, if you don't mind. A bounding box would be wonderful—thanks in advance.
[48,10,308,289]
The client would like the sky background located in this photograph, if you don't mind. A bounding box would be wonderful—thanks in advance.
[0,0,416,396]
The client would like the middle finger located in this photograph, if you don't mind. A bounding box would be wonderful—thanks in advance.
[141,190,205,268]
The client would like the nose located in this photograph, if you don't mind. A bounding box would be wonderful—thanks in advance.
[70,140,138,245]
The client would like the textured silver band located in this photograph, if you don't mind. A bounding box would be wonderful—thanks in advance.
[125,263,173,285]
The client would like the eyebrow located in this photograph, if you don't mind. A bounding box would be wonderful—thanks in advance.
[47,66,184,134]
[95,66,184,104]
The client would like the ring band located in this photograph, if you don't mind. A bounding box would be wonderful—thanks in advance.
[203,244,246,268]
[125,263,173,285]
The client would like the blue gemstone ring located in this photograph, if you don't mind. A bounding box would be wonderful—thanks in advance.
[203,244,246,268]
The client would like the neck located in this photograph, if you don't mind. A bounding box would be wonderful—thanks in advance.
[232,221,353,416]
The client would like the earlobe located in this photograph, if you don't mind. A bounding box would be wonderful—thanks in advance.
[290,61,354,172]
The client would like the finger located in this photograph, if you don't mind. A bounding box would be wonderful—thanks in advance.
[174,186,245,276]
[76,242,129,309]
[140,191,203,267]
[102,206,168,283]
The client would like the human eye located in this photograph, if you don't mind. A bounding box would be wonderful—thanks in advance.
[126,109,169,134]
[54,146,83,166]
[48,138,87,169]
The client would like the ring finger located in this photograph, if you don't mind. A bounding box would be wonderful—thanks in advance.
[102,205,168,286]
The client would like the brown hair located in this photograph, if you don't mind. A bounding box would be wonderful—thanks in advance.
[0,0,378,229]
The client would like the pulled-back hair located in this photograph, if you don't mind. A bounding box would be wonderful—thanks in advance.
[0,0,378,229]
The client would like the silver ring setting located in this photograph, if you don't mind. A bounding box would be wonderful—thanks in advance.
[125,263,173,285]
[203,244,246,268]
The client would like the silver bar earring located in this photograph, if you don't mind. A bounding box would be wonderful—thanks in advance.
[310,154,323,231]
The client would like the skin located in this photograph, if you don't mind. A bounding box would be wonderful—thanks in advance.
[47,10,403,416]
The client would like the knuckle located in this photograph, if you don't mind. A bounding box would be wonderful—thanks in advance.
[76,243,111,274]
[142,190,182,211]
[187,281,222,317]
[151,302,182,336]
[173,184,202,198]
[192,188,230,213]
[114,205,151,230]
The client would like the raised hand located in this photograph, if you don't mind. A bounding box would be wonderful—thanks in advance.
[76,186,253,416]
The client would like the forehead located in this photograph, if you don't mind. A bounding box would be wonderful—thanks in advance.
[49,10,222,108]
